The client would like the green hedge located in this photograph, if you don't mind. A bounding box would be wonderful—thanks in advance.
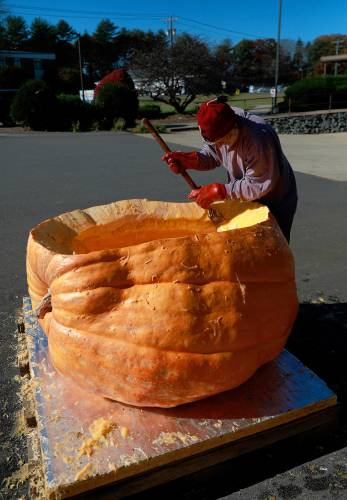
[281,76,347,112]
[9,79,141,131]
[95,82,139,128]
[0,90,17,126]
[10,80,57,130]
[10,82,98,131]
[55,94,97,131]
[138,103,162,119]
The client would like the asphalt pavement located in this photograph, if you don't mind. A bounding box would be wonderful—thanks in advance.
[0,129,346,498]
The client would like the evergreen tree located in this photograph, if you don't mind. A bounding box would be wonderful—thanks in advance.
[28,17,57,52]
[55,20,75,44]
[94,19,118,45]
[79,20,121,80]
[1,15,28,50]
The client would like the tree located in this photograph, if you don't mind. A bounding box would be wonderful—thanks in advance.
[231,39,256,85]
[53,20,77,83]
[130,33,217,113]
[79,20,120,81]
[55,20,75,44]
[292,39,308,79]
[212,39,235,92]
[280,39,297,58]
[56,67,81,93]
[28,17,57,52]
[0,15,28,50]
[0,23,5,50]
[292,39,304,70]
[92,19,119,78]
[232,38,295,86]
[307,35,347,75]
[94,19,118,45]
[253,39,277,83]
[116,28,166,66]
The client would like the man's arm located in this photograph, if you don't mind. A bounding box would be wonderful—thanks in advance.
[232,106,267,125]
[225,136,280,202]
[162,144,221,173]
[197,143,222,170]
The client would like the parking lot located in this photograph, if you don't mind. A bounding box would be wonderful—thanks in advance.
[0,129,346,497]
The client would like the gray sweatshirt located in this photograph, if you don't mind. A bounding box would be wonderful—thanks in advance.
[197,107,297,213]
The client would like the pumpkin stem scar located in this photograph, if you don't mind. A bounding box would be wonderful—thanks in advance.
[35,290,52,319]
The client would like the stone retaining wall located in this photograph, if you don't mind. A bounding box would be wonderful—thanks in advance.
[265,110,347,134]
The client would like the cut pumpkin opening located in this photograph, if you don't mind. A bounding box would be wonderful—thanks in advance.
[32,199,270,254]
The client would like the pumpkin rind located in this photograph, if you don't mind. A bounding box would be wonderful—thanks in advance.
[26,199,298,407]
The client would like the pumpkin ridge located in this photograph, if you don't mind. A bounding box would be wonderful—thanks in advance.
[48,318,288,356]
[48,307,293,355]
[50,324,290,355]
[51,296,243,314]
[50,276,296,294]
[51,279,297,313]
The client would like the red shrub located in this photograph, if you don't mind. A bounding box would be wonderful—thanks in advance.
[93,69,135,100]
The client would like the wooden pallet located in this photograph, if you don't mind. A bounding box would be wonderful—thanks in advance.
[22,297,337,499]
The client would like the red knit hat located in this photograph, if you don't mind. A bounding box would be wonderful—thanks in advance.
[197,98,236,142]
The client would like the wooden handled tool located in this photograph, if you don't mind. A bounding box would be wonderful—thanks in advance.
[141,118,224,225]
[142,118,199,190]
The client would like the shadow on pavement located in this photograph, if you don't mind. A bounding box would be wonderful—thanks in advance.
[288,302,347,423]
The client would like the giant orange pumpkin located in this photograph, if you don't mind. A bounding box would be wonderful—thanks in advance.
[27,199,298,407]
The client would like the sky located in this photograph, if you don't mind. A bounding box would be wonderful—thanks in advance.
[3,0,347,46]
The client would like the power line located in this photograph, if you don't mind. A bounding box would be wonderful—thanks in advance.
[9,11,167,21]
[7,4,269,41]
[178,20,258,41]
[179,16,264,38]
[7,4,266,38]
[7,4,167,19]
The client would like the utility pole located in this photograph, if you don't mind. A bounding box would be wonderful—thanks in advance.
[332,39,344,76]
[72,32,85,102]
[76,34,85,103]
[166,16,177,49]
[166,16,177,92]
[273,0,283,112]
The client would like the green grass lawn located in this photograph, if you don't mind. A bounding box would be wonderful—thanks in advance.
[139,92,285,114]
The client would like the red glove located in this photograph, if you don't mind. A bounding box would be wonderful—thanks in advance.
[188,183,227,209]
[162,151,200,174]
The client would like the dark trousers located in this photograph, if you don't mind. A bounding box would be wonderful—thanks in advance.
[226,174,297,243]
[264,193,298,243]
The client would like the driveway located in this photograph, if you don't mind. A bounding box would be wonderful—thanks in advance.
[0,130,346,498]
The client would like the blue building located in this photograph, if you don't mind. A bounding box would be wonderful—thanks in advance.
[0,50,56,80]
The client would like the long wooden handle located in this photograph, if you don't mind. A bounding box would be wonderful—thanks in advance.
[142,118,199,190]
[141,119,224,225]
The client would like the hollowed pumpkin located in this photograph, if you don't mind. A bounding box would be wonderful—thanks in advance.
[27,199,298,407]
